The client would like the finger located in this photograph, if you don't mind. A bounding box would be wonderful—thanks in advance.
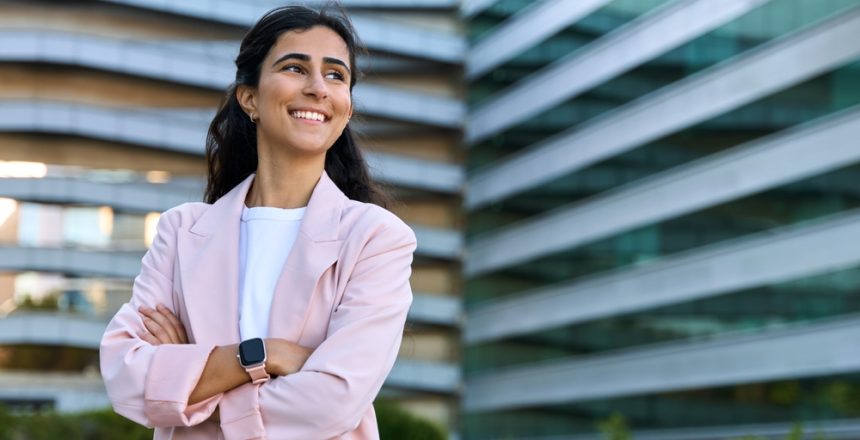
[142,307,180,344]
[139,307,173,344]
[151,306,183,344]
[156,304,188,344]
[138,331,161,345]
[140,314,175,344]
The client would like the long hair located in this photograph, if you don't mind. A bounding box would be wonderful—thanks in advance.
[204,5,388,207]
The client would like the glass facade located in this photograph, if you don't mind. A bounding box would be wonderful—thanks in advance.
[464,1,860,438]
[469,0,860,172]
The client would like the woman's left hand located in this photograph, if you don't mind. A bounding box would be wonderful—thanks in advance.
[138,304,188,345]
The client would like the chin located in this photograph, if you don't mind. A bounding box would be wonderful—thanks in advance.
[279,136,333,155]
[297,144,334,157]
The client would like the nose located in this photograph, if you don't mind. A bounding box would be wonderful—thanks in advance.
[303,71,328,99]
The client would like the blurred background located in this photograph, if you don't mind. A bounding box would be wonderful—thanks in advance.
[1,0,860,439]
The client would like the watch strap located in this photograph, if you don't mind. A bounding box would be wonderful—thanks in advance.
[245,364,270,385]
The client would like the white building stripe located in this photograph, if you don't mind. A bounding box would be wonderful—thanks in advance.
[98,0,466,63]
[466,0,611,80]
[460,0,498,18]
[0,228,458,266]
[465,315,860,411]
[0,103,464,193]
[0,32,466,128]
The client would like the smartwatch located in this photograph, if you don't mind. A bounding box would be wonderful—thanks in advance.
[237,337,270,385]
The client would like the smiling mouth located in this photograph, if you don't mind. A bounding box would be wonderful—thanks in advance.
[290,110,328,122]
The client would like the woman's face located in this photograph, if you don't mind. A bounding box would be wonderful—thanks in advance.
[242,26,353,157]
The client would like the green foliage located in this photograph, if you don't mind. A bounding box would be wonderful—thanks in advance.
[74,409,154,440]
[375,400,446,440]
[785,423,804,440]
[597,412,631,440]
[718,421,832,440]
[598,413,830,440]
[0,401,444,440]
[17,294,59,311]
[823,380,860,414]
[0,345,99,371]
[0,405,151,440]
[0,405,13,440]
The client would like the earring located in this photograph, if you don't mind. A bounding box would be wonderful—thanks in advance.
[249,113,257,123]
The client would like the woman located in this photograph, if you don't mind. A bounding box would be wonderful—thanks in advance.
[99,5,416,439]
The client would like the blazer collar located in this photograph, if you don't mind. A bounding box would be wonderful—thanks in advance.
[178,169,347,345]
[189,170,347,241]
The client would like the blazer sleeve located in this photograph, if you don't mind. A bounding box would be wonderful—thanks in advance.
[99,206,221,428]
[219,221,417,439]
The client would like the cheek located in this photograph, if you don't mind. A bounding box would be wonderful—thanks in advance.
[259,77,295,106]
[336,90,352,115]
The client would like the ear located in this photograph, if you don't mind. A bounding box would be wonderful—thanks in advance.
[236,84,258,118]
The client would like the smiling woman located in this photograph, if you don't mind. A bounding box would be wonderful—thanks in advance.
[99,5,417,440]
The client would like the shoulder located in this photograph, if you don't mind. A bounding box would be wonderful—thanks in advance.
[340,200,416,249]
[155,202,210,233]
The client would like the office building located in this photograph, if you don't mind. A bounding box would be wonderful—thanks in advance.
[462,0,860,438]
[0,0,463,432]
[5,1,860,438]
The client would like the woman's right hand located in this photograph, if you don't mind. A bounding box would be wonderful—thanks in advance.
[264,339,314,377]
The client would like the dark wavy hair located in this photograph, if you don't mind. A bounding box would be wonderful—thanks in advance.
[204,5,388,207]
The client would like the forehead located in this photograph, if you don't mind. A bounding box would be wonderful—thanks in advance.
[268,26,350,65]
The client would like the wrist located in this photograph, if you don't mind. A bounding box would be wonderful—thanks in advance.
[263,339,282,376]
[238,338,270,384]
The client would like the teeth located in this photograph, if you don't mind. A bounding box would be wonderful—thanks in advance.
[292,111,325,122]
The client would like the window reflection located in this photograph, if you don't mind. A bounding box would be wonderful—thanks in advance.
[0,198,16,229]
[11,202,149,249]
[65,206,110,247]
[0,161,47,178]
[10,272,132,318]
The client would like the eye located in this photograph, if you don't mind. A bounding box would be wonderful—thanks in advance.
[325,70,345,81]
[281,64,304,73]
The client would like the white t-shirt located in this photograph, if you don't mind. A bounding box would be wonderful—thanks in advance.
[238,205,306,340]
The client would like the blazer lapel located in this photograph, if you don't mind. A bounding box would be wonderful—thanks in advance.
[176,174,254,346]
[268,171,345,341]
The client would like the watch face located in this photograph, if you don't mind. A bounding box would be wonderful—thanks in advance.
[239,338,266,366]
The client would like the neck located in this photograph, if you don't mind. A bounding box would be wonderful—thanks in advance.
[245,147,326,209]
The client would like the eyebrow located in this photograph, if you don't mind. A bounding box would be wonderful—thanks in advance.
[271,52,351,74]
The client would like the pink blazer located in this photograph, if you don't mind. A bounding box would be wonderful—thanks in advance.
[100,171,416,440]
